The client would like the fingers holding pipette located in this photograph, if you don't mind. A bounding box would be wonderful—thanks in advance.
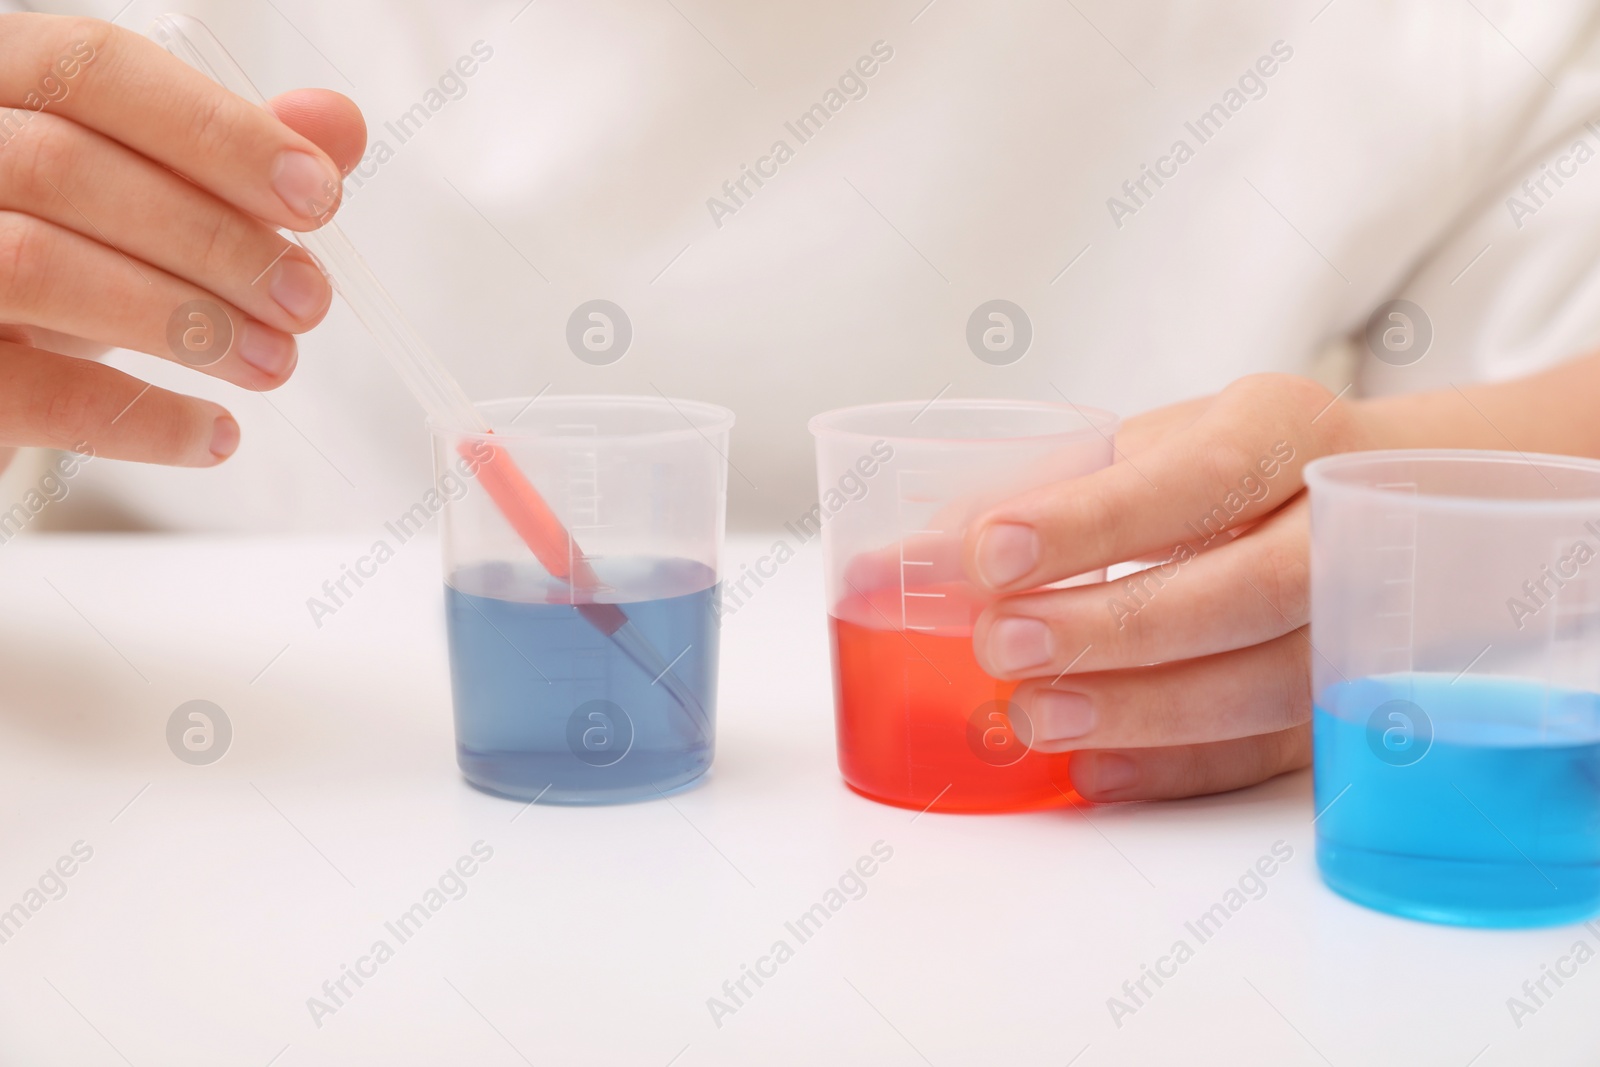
[0,15,348,230]
[0,339,237,465]
[266,89,368,178]
[0,211,297,388]
[0,109,332,335]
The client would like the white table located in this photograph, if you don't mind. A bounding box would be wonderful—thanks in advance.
[0,534,1593,1066]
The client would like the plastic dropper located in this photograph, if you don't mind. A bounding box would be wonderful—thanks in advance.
[150,14,709,742]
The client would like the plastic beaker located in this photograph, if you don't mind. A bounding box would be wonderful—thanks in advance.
[1306,449,1600,927]
[433,396,733,804]
[809,399,1120,813]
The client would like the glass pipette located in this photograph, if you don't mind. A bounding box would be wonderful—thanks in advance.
[149,14,709,743]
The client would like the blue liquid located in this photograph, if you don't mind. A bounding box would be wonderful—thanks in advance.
[445,558,719,804]
[1314,674,1600,927]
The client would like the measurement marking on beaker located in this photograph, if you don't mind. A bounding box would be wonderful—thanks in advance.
[904,625,937,632]
[904,592,945,598]
[650,644,693,687]
[843,575,953,684]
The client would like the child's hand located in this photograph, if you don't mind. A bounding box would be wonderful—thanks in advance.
[0,14,365,467]
[964,374,1371,802]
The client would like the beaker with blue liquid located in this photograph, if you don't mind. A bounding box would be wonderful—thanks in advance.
[433,396,732,804]
[1306,450,1600,927]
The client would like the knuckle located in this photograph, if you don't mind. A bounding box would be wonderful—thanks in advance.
[185,92,236,162]
[1172,747,1215,795]
[0,210,53,309]
[42,378,102,448]
[1073,481,1130,560]
[1251,536,1311,625]
[1,113,75,202]
[61,17,113,59]
[191,209,237,281]
[1198,434,1258,498]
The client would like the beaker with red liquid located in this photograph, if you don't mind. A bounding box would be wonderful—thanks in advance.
[809,400,1119,813]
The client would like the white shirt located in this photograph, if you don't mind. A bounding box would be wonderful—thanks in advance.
[13,0,1600,531]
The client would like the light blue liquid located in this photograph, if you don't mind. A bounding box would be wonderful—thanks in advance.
[445,558,719,804]
[1314,674,1600,927]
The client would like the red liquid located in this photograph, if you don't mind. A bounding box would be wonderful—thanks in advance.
[828,581,1074,813]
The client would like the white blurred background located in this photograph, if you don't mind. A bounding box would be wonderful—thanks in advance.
[6,0,1600,532]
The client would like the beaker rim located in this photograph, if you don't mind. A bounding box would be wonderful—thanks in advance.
[808,398,1120,445]
[1304,448,1600,510]
[430,394,735,443]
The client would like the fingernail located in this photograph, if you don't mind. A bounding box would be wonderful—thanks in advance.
[237,322,296,377]
[988,617,1053,674]
[209,416,240,459]
[1034,690,1096,741]
[268,256,329,321]
[975,522,1039,588]
[271,150,341,219]
[1084,752,1137,793]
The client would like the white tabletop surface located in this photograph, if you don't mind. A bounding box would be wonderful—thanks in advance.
[0,532,1595,1066]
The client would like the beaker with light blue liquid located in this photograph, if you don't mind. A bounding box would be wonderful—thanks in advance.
[433,396,732,804]
[1306,450,1600,927]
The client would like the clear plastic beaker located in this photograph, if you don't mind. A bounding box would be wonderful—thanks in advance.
[1306,449,1600,927]
[808,399,1120,813]
[432,396,733,804]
